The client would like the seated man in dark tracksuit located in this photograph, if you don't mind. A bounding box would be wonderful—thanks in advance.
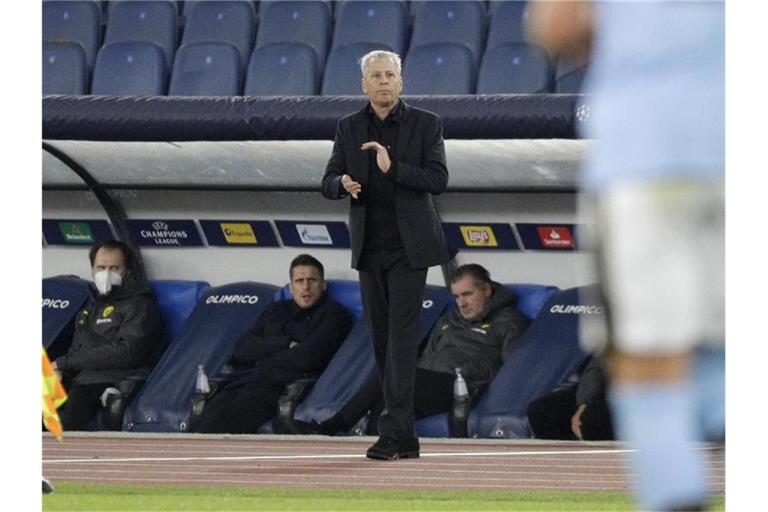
[192,254,354,434]
[53,241,164,431]
[296,263,529,436]
[527,355,615,441]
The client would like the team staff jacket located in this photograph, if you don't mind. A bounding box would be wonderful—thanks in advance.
[55,277,164,386]
[417,282,530,383]
[321,101,457,270]
[230,293,354,385]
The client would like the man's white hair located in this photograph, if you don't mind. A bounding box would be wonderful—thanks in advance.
[360,50,402,77]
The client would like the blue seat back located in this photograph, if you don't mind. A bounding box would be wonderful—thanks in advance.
[104,1,178,72]
[415,282,558,437]
[556,57,588,93]
[255,1,330,74]
[333,1,407,56]
[244,43,318,96]
[42,276,94,359]
[411,1,486,64]
[477,43,554,94]
[486,0,530,50]
[148,279,210,342]
[294,284,453,424]
[169,42,243,96]
[274,279,363,320]
[43,0,101,72]
[405,42,476,94]
[123,281,278,432]
[43,41,87,95]
[91,41,167,95]
[468,285,597,438]
[180,1,255,68]
[321,42,393,96]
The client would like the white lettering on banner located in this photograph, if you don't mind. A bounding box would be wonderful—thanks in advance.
[549,304,604,315]
[95,318,113,325]
[422,300,433,309]
[296,224,333,245]
[42,298,71,309]
[139,230,189,239]
[206,295,260,305]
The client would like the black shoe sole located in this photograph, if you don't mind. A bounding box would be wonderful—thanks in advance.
[366,450,420,460]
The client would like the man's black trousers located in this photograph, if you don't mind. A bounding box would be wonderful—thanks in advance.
[358,248,428,441]
[526,385,615,441]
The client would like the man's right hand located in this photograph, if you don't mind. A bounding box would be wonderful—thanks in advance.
[571,404,587,440]
[341,174,362,199]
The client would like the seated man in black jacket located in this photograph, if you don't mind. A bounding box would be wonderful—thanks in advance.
[192,254,354,434]
[52,241,164,431]
[297,263,529,436]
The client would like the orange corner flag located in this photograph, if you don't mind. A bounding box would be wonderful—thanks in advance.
[42,347,67,441]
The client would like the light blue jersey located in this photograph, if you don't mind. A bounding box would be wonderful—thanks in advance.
[581,1,725,190]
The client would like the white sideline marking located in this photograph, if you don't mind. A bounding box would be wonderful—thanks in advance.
[43,448,635,465]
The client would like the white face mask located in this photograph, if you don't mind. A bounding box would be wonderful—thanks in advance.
[93,270,123,296]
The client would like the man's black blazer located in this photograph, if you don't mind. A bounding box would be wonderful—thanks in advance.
[322,101,457,270]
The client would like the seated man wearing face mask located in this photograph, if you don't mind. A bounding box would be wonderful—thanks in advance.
[52,241,164,431]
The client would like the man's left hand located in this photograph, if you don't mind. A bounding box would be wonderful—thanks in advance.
[361,141,391,173]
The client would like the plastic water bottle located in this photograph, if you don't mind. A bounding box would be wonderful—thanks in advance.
[451,367,470,437]
[195,364,210,395]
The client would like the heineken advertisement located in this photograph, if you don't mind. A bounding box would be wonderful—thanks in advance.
[42,219,113,246]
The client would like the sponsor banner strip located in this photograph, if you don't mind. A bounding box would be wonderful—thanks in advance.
[200,220,280,247]
[274,220,351,248]
[516,223,581,251]
[42,219,113,246]
[127,219,204,248]
[442,222,519,250]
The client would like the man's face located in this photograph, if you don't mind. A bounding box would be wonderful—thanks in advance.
[92,248,127,278]
[451,275,492,321]
[289,265,326,309]
[361,57,403,110]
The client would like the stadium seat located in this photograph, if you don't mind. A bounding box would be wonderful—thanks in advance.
[293,284,454,430]
[415,282,558,437]
[255,1,331,75]
[182,0,254,18]
[244,43,319,96]
[91,42,168,95]
[43,0,101,73]
[466,285,597,439]
[148,279,210,342]
[123,281,279,432]
[410,1,486,65]
[321,42,394,96]
[332,1,408,56]
[169,42,243,96]
[485,0,530,50]
[43,41,88,95]
[476,43,554,94]
[42,275,94,360]
[404,42,476,94]
[556,57,589,93]
[104,0,178,72]
[179,1,255,68]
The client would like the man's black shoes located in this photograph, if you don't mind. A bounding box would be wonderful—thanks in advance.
[366,436,420,460]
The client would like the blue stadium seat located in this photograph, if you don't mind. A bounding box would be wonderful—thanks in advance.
[255,1,331,75]
[182,0,254,17]
[333,1,408,56]
[414,282,558,437]
[556,58,588,93]
[91,42,168,95]
[466,285,597,439]
[104,1,178,72]
[43,42,88,95]
[476,43,554,94]
[123,281,279,432]
[169,42,243,96]
[148,279,210,342]
[43,0,101,73]
[321,42,393,96]
[486,0,530,50]
[293,284,453,428]
[404,42,476,94]
[410,1,486,65]
[180,1,255,68]
[244,43,319,96]
[42,275,94,360]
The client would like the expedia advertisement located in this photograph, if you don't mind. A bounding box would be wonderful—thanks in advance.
[441,222,519,250]
[42,219,113,246]
[274,220,351,248]
[127,219,203,247]
[199,220,279,247]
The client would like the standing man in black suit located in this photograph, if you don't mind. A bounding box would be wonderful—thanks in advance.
[322,50,456,460]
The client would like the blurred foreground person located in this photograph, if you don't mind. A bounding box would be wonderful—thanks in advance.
[530,1,724,510]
